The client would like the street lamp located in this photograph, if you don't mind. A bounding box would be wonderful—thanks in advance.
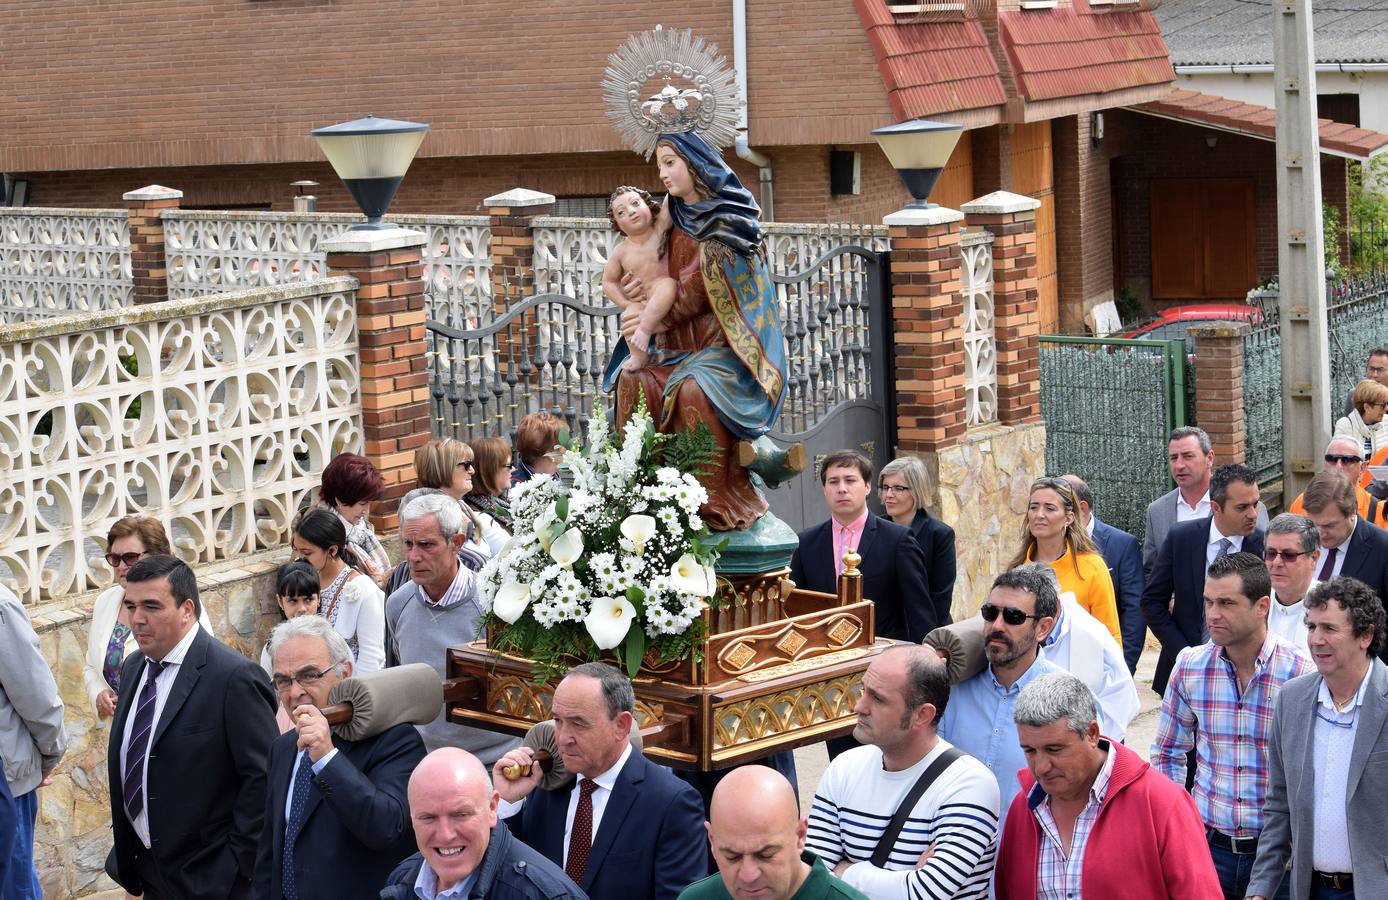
[310,115,429,230]
[871,119,964,210]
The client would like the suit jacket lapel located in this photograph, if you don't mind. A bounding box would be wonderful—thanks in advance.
[546,781,576,864]
[108,652,148,790]
[1342,522,1371,576]
[856,515,879,567]
[151,627,207,748]
[811,522,836,590]
[1349,662,1388,797]
[582,753,644,891]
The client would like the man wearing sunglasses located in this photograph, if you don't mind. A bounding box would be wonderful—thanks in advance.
[1289,436,1388,528]
[1299,471,1388,663]
[254,615,426,900]
[1264,514,1322,656]
[938,567,1063,833]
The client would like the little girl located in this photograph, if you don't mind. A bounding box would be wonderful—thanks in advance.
[602,185,676,370]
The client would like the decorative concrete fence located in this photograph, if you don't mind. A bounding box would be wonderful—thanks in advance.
[0,208,132,321]
[0,278,362,605]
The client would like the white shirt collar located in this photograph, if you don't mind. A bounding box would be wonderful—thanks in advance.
[1209,518,1243,545]
[1085,516,1096,538]
[1317,663,1374,712]
[577,740,632,792]
[154,620,200,666]
[1178,489,1211,514]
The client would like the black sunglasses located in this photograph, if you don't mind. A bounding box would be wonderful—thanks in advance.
[1324,454,1363,465]
[105,551,143,568]
[980,603,1043,626]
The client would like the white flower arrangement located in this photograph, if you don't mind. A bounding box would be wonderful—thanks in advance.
[478,401,724,678]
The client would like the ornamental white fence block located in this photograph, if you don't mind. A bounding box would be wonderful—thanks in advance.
[0,209,133,321]
[0,278,362,605]
[960,229,998,427]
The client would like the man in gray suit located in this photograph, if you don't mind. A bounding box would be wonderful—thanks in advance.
[1248,576,1388,900]
[1144,427,1268,575]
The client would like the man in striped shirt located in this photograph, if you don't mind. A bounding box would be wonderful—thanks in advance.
[806,645,999,899]
[1151,552,1311,900]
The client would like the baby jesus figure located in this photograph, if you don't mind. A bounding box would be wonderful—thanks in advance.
[602,185,676,370]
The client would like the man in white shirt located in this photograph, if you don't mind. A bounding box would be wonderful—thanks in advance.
[805,645,999,899]
[1301,472,1388,664]
[493,662,705,900]
[1264,514,1321,654]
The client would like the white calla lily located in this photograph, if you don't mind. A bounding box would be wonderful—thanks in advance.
[584,594,638,649]
[493,580,532,624]
[620,514,656,554]
[550,527,584,567]
[702,563,718,597]
[670,553,714,597]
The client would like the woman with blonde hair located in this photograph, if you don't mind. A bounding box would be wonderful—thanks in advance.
[878,456,956,626]
[414,439,508,557]
[1334,378,1388,459]
[1008,476,1121,645]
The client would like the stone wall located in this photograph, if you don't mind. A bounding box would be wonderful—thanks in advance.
[29,549,287,898]
[931,422,1048,619]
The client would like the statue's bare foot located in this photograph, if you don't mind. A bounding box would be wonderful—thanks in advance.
[735,437,807,488]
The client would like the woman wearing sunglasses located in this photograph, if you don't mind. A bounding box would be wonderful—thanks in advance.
[1008,477,1122,646]
[83,516,213,721]
[414,439,509,558]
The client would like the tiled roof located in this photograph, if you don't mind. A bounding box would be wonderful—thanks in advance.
[999,6,1175,103]
[1157,0,1388,66]
[854,0,1007,120]
[1133,88,1388,159]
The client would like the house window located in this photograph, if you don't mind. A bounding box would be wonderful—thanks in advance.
[1020,0,1060,9]
[1086,0,1144,9]
[887,1,965,21]
[553,196,613,218]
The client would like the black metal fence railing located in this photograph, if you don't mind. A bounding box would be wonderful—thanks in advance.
[1242,307,1283,489]
[1039,336,1187,544]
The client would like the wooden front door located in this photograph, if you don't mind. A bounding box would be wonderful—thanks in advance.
[1151,178,1256,300]
[1010,121,1058,331]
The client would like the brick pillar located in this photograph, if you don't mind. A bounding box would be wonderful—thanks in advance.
[323,227,432,533]
[1191,323,1251,465]
[888,206,967,453]
[970,125,1012,196]
[962,191,1043,425]
[123,185,181,305]
[484,188,556,310]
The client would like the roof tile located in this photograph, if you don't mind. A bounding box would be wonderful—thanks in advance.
[1000,7,1175,102]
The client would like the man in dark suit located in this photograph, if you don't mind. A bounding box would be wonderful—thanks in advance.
[1301,469,1388,662]
[106,555,278,900]
[252,615,425,900]
[493,662,705,900]
[1064,475,1146,673]
[1142,464,1265,697]
[790,450,934,643]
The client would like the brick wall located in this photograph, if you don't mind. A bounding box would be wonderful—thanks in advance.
[14,144,913,225]
[0,0,893,173]
[1053,114,1115,331]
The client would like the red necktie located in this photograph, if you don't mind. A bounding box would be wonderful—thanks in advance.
[565,778,598,883]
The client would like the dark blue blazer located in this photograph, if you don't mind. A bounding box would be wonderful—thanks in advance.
[1141,516,1264,696]
[1091,517,1146,673]
[897,509,956,627]
[106,627,279,900]
[1338,517,1388,663]
[504,750,705,900]
[790,514,937,643]
[252,722,426,900]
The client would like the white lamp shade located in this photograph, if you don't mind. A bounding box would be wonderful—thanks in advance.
[311,116,429,180]
[871,120,964,171]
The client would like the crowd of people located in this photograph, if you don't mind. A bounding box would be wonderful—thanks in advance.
[1,354,1388,899]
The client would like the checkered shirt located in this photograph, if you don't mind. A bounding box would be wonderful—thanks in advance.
[1150,633,1312,836]
[1031,741,1116,900]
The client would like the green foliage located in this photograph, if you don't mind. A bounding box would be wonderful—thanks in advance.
[485,613,586,684]
[657,422,720,477]
[1114,286,1143,325]
[1348,158,1388,273]
[1324,202,1345,277]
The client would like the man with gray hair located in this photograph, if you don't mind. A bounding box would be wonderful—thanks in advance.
[1264,513,1322,653]
[253,614,425,900]
[385,493,517,765]
[1288,435,1388,527]
[383,488,487,596]
[995,672,1220,899]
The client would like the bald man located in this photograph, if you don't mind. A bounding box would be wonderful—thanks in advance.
[679,766,868,900]
[380,748,585,900]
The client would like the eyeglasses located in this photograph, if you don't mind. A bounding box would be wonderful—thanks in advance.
[1325,454,1363,465]
[980,603,1042,626]
[456,460,475,472]
[1264,548,1309,563]
[105,551,144,569]
[879,484,912,495]
[271,663,344,693]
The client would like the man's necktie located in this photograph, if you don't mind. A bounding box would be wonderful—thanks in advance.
[282,752,314,900]
[835,525,850,576]
[1215,537,1233,560]
[121,660,166,824]
[1320,546,1340,581]
[565,778,598,884]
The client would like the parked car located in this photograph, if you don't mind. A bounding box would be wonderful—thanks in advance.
[1123,303,1265,354]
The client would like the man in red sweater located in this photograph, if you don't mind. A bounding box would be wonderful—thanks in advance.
[995,672,1221,899]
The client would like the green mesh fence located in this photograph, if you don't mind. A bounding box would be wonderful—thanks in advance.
[1039,337,1185,544]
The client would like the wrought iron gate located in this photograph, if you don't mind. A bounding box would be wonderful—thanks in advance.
[425,244,893,533]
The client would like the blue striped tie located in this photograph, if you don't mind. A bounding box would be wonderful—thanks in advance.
[121,660,166,823]
[282,751,314,900]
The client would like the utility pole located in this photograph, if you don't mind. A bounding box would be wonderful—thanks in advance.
[1274,0,1331,501]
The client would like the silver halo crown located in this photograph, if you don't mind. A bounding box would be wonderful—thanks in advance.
[602,25,741,160]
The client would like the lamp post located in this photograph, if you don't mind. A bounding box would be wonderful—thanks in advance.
[871,119,963,210]
[310,115,429,230]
